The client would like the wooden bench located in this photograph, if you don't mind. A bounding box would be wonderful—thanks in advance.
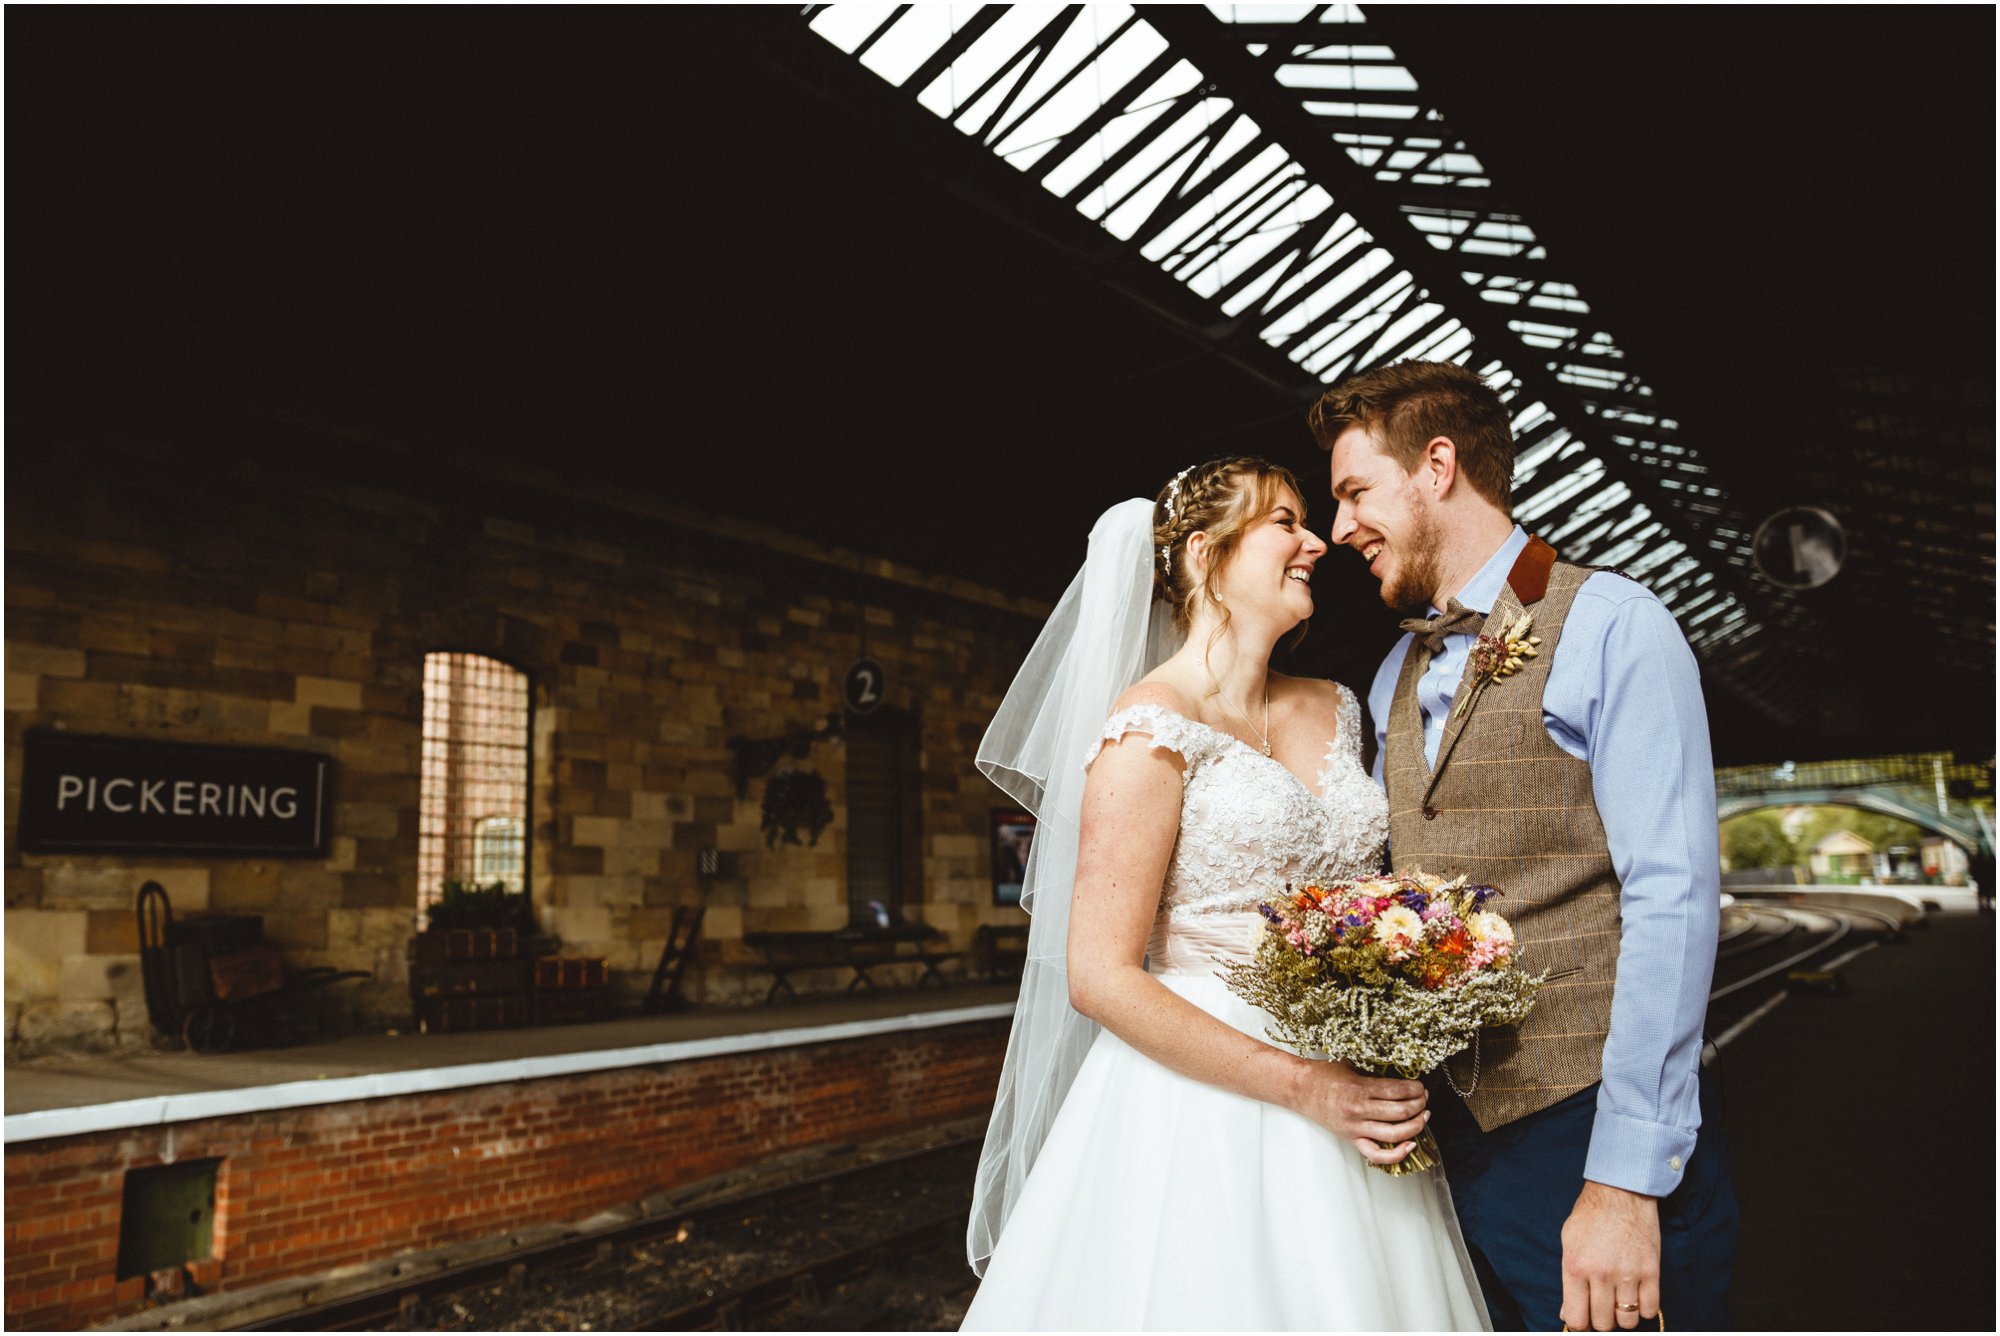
[742,925,960,1005]
[972,923,1030,981]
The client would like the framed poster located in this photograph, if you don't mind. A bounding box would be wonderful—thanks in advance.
[991,808,1037,908]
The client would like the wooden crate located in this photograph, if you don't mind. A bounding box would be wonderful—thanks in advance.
[533,957,607,990]
[417,993,528,1033]
[413,928,520,964]
[412,959,529,997]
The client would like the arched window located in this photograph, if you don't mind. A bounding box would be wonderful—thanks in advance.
[419,652,530,915]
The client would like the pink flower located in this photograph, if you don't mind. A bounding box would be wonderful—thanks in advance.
[1466,939,1506,970]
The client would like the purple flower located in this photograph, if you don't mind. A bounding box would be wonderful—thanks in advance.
[1259,903,1282,924]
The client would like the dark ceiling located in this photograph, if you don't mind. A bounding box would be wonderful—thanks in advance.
[10,6,1994,764]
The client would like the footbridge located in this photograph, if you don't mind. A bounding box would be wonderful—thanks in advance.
[1714,753,1994,859]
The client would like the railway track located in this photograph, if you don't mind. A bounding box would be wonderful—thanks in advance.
[1706,894,1914,1033]
[1712,906,1848,999]
[236,1136,980,1332]
[646,1210,972,1330]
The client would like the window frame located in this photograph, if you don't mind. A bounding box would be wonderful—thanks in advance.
[417,648,535,918]
[842,702,923,927]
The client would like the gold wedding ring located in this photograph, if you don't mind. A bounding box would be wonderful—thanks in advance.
[1561,1311,1664,1331]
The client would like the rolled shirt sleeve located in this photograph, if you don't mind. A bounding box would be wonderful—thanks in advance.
[1544,575,1720,1198]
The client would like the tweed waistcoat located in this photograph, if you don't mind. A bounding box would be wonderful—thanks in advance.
[1385,545,1620,1132]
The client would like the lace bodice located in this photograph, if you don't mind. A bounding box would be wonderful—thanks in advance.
[1082,688,1389,922]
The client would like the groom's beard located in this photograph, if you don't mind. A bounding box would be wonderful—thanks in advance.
[1382,505,1446,615]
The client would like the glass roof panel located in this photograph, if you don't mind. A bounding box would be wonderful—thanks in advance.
[807,2,903,55]
[1275,63,1418,92]
[1142,144,1296,266]
[1515,457,1607,523]
[806,3,1767,651]
[1206,3,1320,21]
[858,6,959,84]
[988,20,1148,162]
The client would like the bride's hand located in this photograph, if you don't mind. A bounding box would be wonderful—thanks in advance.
[1289,1059,1430,1165]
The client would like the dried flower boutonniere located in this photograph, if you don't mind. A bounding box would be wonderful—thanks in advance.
[1451,612,1542,719]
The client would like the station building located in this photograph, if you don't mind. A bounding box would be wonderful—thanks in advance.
[4,423,1034,1327]
[7,424,1041,1045]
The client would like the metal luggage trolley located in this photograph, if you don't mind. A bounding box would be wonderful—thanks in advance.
[135,880,371,1053]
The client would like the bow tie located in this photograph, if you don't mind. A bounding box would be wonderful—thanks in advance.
[1400,599,1485,655]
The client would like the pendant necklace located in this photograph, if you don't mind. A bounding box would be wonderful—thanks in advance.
[1219,682,1272,757]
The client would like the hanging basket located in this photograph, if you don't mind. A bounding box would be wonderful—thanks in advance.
[761,769,833,848]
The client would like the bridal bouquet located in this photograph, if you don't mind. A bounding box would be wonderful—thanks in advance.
[1218,870,1543,1176]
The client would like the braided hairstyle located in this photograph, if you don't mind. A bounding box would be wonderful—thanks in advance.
[1153,456,1308,641]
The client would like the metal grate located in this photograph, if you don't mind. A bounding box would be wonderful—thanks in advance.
[419,653,530,913]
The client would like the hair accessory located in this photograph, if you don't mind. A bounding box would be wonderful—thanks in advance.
[1158,463,1201,579]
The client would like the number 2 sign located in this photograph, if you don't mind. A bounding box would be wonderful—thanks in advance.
[842,657,885,715]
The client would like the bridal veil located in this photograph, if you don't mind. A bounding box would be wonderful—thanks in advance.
[967,496,1181,1275]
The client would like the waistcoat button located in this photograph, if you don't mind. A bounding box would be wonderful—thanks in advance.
[1422,804,1439,820]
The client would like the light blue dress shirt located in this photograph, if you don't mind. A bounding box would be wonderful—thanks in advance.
[1368,526,1721,1198]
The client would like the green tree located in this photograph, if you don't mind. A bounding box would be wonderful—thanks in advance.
[1721,810,1797,870]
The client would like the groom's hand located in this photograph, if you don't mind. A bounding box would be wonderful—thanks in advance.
[1291,1061,1428,1165]
[1559,1180,1660,1331]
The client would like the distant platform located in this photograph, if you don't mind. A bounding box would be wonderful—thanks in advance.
[1729,880,1982,913]
[3,983,1018,1138]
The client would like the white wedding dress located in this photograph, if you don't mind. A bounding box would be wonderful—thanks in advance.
[961,691,1490,1331]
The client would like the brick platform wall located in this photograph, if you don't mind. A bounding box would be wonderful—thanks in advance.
[3,1017,1010,1330]
[6,430,1043,1047]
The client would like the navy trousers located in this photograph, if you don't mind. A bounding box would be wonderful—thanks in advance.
[1428,1065,1739,1331]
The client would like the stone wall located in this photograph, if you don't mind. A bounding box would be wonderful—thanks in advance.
[5,429,1041,1049]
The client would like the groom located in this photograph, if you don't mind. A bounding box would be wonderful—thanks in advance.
[1314,360,1738,1332]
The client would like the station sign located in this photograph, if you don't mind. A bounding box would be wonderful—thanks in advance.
[842,657,886,715]
[15,732,334,857]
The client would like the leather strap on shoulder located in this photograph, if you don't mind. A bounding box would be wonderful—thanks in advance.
[1506,535,1558,605]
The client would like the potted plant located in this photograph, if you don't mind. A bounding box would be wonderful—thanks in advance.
[425,880,536,935]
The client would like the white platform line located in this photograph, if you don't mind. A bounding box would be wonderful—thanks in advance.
[1711,936,1882,1051]
[1816,940,1881,975]
[2,1001,1017,1145]
[1712,993,1786,1050]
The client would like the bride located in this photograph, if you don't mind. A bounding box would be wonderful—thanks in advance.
[962,458,1489,1331]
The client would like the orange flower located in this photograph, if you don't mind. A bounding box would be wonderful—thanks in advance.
[1438,927,1474,958]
